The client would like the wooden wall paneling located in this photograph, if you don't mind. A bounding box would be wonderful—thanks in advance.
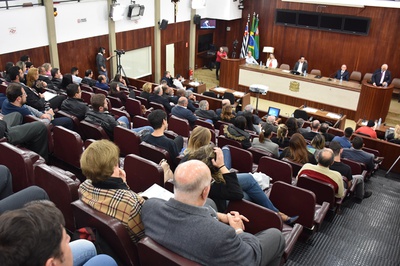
[0,46,50,72]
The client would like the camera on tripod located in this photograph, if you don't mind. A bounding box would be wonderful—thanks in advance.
[114,49,125,55]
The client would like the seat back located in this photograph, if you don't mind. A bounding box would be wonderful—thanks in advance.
[342,158,363,175]
[223,92,235,105]
[133,115,150,128]
[93,86,108,96]
[217,135,241,148]
[279,64,290,70]
[53,126,83,169]
[248,146,273,164]
[111,108,130,122]
[169,115,190,138]
[194,124,216,144]
[107,95,123,108]
[202,91,217,98]
[80,83,94,92]
[282,158,304,177]
[71,200,139,266]
[327,127,344,137]
[293,109,308,120]
[124,154,164,193]
[0,142,45,192]
[56,110,82,135]
[227,145,253,173]
[297,174,335,207]
[114,126,141,156]
[310,69,321,76]
[349,71,362,83]
[257,156,293,184]
[138,237,201,266]
[391,78,400,89]
[139,142,172,166]
[80,120,110,140]
[81,91,94,104]
[362,146,380,157]
[363,73,373,82]
[149,102,166,112]
[269,181,316,230]
[136,96,149,108]
[0,83,7,94]
[125,98,143,117]
[34,164,80,231]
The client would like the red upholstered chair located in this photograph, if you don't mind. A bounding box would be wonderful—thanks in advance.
[139,142,173,168]
[124,154,164,193]
[248,146,274,164]
[34,164,80,231]
[52,126,83,169]
[125,98,143,117]
[169,115,190,138]
[81,91,94,105]
[56,110,82,135]
[269,181,329,233]
[71,200,139,266]
[136,96,149,109]
[226,199,303,262]
[0,83,7,94]
[217,135,241,149]
[23,115,54,154]
[149,102,166,112]
[114,126,141,156]
[111,108,130,122]
[226,145,256,173]
[281,158,304,177]
[0,142,45,192]
[80,83,93,92]
[257,156,293,185]
[342,158,367,177]
[107,95,123,108]
[92,86,108,96]
[194,124,216,144]
[79,120,110,140]
[138,237,201,266]
[327,127,344,137]
[133,115,150,128]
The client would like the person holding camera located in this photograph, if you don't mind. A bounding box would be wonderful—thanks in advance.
[96,47,112,82]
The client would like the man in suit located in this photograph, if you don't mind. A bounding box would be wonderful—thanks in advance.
[293,56,308,74]
[149,85,173,113]
[171,97,197,128]
[371,64,391,87]
[302,120,320,141]
[38,66,54,90]
[142,160,285,266]
[334,64,350,81]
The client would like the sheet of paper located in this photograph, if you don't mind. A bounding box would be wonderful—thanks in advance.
[303,107,318,113]
[43,91,57,101]
[140,183,174,201]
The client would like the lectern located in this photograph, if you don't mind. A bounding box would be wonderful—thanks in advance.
[220,58,245,90]
[355,80,393,122]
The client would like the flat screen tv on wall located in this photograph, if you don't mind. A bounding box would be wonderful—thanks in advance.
[200,19,216,29]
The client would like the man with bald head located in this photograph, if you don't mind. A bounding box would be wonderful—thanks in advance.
[334,64,349,81]
[171,96,197,128]
[297,148,345,199]
[142,160,285,266]
[301,119,321,141]
[371,64,391,87]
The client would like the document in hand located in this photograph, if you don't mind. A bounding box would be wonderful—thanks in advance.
[43,91,57,101]
[140,183,174,201]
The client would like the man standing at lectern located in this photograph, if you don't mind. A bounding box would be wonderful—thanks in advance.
[371,64,391,87]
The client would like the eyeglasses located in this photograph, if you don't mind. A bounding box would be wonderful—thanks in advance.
[210,178,215,185]
[20,93,27,97]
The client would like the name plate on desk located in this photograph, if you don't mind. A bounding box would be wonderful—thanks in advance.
[289,81,300,92]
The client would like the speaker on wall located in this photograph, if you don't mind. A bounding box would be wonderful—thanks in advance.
[193,14,201,25]
[159,19,168,30]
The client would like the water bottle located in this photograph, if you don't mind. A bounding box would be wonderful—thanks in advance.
[378,118,382,127]
[259,61,262,66]
[303,70,307,77]
[340,77,343,84]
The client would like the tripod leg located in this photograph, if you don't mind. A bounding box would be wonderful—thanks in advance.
[385,155,400,177]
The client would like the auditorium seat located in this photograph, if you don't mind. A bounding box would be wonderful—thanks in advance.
[71,200,140,266]
[52,126,83,169]
[111,107,130,122]
[0,142,45,192]
[279,64,290,70]
[194,120,216,144]
[362,72,373,83]
[227,145,256,173]
[114,126,141,156]
[310,69,321,76]
[202,91,217,98]
[93,86,108,96]
[217,135,241,149]
[342,158,367,177]
[223,92,235,105]
[269,181,329,233]
[293,109,308,120]
[257,156,293,185]
[23,115,54,154]
[0,83,7,94]
[149,102,166,112]
[125,98,143,118]
[133,115,150,128]
[169,115,190,138]
[281,158,304,177]
[349,71,362,83]
[80,83,94,92]
[81,91,94,104]
[248,146,274,164]
[34,164,80,231]
[79,120,110,140]
[56,110,82,136]
[136,96,149,109]
[391,78,400,99]
[226,199,303,262]
[107,95,123,108]
[138,237,201,266]
[124,154,164,193]
[139,142,174,169]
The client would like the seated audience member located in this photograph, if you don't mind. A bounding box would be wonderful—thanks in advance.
[161,70,176,88]
[173,74,186,90]
[95,75,110,91]
[245,50,258,65]
[84,94,152,139]
[2,83,73,130]
[79,140,145,243]
[42,63,52,76]
[297,148,344,199]
[0,112,49,160]
[297,118,311,134]
[71,66,82,84]
[59,73,74,92]
[265,115,279,133]
[266,53,278,69]
[195,100,219,124]
[81,69,97,87]
[243,111,260,133]
[220,104,236,123]
[171,96,197,128]
[223,115,251,149]
[293,56,308,74]
[169,89,185,105]
[50,68,63,90]
[334,64,350,81]
[329,141,372,202]
[238,104,262,126]
[149,85,173,113]
[355,120,377,139]
[0,165,49,214]
[142,109,183,160]
[280,133,317,164]
[285,117,299,137]
[3,61,14,82]
[386,124,400,144]
[332,127,353,148]
[185,90,198,112]
[307,134,325,156]
[253,124,279,158]
[0,200,117,266]
[160,80,174,99]
[138,82,152,100]
[271,124,290,148]
[26,67,47,93]
[112,74,128,90]
[341,136,375,172]
[25,61,34,74]
[216,99,233,117]
[38,65,54,91]
[109,82,128,106]
[61,83,89,121]
[302,120,321,141]
[319,123,335,142]
[142,160,286,266]
[371,64,391,87]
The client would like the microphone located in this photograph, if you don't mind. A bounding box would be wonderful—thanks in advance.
[327,71,337,81]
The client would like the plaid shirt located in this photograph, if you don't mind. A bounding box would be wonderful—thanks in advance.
[79,179,145,243]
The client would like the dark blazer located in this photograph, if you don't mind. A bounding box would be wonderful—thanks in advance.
[334,70,349,81]
[293,61,308,73]
[171,105,197,127]
[371,69,392,86]
[149,94,172,113]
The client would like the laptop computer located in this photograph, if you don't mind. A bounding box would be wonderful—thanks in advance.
[267,106,280,118]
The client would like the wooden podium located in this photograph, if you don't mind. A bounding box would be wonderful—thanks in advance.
[355,80,393,122]
[220,58,245,90]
